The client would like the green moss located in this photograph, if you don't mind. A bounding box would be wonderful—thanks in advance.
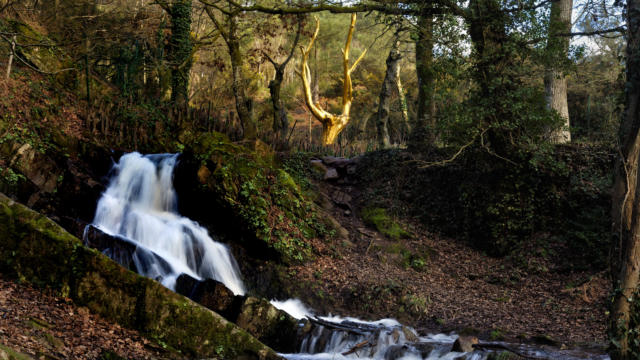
[0,343,34,360]
[182,132,334,264]
[361,207,410,240]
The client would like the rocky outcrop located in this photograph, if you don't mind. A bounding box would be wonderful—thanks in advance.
[84,225,301,353]
[0,193,281,360]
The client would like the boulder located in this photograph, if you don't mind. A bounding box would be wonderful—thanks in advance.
[236,297,300,353]
[324,168,339,180]
[0,193,281,360]
[174,273,245,321]
[452,336,479,353]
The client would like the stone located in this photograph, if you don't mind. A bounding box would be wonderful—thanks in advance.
[324,168,339,180]
[236,297,300,353]
[310,160,328,174]
[451,336,479,353]
[174,274,244,321]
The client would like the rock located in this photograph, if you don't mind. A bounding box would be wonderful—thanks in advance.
[310,159,328,174]
[402,326,419,342]
[83,225,173,278]
[321,156,351,168]
[174,274,244,321]
[331,190,352,210]
[0,193,281,360]
[412,343,435,357]
[236,297,300,353]
[324,167,339,180]
[452,336,479,353]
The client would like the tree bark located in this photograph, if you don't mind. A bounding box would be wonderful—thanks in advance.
[610,0,640,357]
[408,14,435,151]
[466,0,514,155]
[5,35,15,80]
[396,63,411,137]
[376,41,402,148]
[227,16,257,140]
[168,0,193,111]
[544,0,572,143]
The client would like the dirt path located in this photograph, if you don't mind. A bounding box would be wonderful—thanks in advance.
[0,275,181,360]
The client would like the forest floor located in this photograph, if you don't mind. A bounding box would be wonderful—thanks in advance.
[0,275,182,360]
[289,175,610,349]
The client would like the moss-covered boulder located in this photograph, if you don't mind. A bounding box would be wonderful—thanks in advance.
[236,297,300,353]
[174,132,334,264]
[0,193,281,360]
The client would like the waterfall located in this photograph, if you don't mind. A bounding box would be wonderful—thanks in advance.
[89,152,245,295]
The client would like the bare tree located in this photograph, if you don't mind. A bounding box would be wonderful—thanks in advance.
[299,14,367,145]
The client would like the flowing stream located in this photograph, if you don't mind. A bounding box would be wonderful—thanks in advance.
[87,152,608,360]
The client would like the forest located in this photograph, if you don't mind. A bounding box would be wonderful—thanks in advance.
[0,0,636,359]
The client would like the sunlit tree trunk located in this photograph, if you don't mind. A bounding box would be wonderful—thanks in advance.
[396,63,411,137]
[544,0,572,143]
[610,0,640,357]
[408,14,435,151]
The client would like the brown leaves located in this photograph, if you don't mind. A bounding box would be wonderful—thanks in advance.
[0,275,182,359]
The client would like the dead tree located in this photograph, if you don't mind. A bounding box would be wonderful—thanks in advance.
[299,14,367,145]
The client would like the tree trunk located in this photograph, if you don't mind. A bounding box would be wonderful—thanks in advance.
[467,0,514,155]
[228,17,256,140]
[408,14,435,151]
[544,0,572,143]
[396,63,411,137]
[168,0,192,111]
[269,70,288,139]
[5,34,15,80]
[376,41,402,149]
[610,0,640,357]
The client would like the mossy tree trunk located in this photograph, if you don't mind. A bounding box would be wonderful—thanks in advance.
[205,6,257,140]
[408,14,435,151]
[466,0,516,155]
[544,0,572,143]
[266,17,302,142]
[610,0,640,357]
[376,39,402,148]
[168,0,193,112]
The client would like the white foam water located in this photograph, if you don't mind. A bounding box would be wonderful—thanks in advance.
[90,152,245,294]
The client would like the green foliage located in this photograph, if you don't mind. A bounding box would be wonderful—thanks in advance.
[184,132,336,264]
[361,207,410,241]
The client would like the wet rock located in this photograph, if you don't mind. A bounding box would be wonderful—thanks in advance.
[452,336,479,352]
[412,343,435,357]
[324,167,339,180]
[402,326,419,342]
[174,274,244,321]
[236,297,300,353]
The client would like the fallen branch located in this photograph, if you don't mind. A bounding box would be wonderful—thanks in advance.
[342,340,371,356]
[308,317,369,336]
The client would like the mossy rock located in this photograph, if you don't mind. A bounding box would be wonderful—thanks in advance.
[176,132,333,264]
[361,207,410,240]
[0,193,281,360]
[0,343,34,360]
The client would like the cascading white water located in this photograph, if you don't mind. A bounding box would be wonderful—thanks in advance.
[90,152,245,294]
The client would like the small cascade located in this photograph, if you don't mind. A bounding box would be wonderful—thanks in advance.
[87,152,245,294]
